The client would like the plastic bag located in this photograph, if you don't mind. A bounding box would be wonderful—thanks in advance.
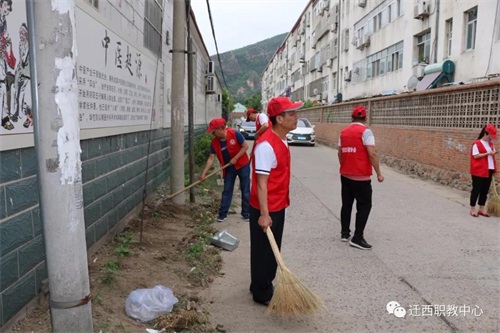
[125,285,179,322]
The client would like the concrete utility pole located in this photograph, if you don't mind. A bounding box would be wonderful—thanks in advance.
[186,0,195,203]
[171,0,187,204]
[26,0,93,331]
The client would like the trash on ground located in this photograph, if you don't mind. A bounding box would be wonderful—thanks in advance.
[125,285,179,322]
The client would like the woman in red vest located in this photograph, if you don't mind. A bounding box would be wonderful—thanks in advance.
[470,124,498,217]
[200,118,250,222]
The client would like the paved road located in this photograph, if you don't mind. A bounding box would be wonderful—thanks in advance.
[200,143,499,333]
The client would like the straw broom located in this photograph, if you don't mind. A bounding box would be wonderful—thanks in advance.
[486,180,500,216]
[265,228,324,317]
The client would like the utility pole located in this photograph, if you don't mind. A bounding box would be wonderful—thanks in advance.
[26,0,93,331]
[186,0,195,203]
[170,0,186,204]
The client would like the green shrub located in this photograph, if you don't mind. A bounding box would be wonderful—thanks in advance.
[194,134,212,168]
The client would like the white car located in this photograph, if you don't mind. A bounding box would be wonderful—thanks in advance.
[286,118,316,146]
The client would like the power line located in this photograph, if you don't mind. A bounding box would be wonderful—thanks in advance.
[205,0,229,90]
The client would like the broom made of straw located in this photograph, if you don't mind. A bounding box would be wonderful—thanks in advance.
[486,180,500,216]
[265,227,324,317]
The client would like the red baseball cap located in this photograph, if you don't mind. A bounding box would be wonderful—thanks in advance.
[206,118,226,134]
[485,124,497,139]
[352,105,367,118]
[246,108,256,121]
[267,97,303,117]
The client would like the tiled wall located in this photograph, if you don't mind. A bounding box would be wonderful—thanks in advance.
[0,126,206,326]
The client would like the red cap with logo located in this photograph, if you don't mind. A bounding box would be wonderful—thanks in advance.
[206,118,226,134]
[485,124,498,139]
[246,108,256,121]
[352,105,367,118]
[267,97,303,117]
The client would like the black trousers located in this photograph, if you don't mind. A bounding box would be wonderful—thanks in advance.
[340,176,372,239]
[249,205,285,303]
[470,170,494,206]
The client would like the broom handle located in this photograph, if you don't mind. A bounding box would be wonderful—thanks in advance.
[266,228,288,270]
[492,179,498,196]
[166,163,230,199]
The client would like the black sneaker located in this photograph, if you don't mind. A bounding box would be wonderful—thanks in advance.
[341,234,350,242]
[349,237,372,250]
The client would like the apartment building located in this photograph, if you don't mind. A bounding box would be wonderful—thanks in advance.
[262,0,500,108]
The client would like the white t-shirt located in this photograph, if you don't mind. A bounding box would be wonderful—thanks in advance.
[257,113,269,128]
[472,140,495,169]
[254,140,288,175]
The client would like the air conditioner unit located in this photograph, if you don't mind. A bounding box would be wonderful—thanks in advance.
[312,41,317,49]
[330,22,337,33]
[299,27,305,35]
[317,65,323,73]
[414,1,429,20]
[358,0,367,8]
[355,38,363,49]
[206,76,216,94]
[413,64,426,79]
[207,61,215,75]
[326,58,333,67]
[344,70,352,81]
[297,35,301,42]
[361,35,370,47]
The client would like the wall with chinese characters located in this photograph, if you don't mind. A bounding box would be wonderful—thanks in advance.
[0,0,222,329]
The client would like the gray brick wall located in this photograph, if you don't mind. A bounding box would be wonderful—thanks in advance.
[0,126,206,327]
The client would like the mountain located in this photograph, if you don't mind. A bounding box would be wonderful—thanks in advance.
[211,33,287,103]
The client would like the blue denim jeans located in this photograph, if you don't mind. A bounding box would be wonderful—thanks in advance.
[218,163,250,219]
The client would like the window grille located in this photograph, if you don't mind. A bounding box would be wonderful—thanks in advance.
[144,0,163,57]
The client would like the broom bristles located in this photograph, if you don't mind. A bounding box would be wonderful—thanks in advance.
[486,195,500,216]
[266,266,325,317]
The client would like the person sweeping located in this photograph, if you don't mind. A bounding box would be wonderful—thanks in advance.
[249,97,322,315]
[469,124,498,217]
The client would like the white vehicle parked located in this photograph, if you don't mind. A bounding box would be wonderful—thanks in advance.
[286,118,316,146]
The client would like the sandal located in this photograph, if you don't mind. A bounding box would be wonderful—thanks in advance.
[470,211,478,217]
[478,211,490,217]
[1,117,14,130]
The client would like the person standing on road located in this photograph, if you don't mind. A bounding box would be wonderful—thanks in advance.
[246,107,269,140]
[200,117,250,222]
[469,124,497,217]
[338,105,384,250]
[249,96,303,306]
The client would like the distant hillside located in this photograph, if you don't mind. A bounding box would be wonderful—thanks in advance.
[211,33,287,103]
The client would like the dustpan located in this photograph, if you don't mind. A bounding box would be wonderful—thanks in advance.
[210,229,239,251]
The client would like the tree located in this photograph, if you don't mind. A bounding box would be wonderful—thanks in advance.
[244,92,262,111]
[221,89,235,120]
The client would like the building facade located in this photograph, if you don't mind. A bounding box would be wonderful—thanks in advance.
[0,0,222,328]
[262,0,500,108]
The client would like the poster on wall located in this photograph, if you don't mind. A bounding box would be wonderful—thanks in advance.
[0,0,32,135]
[0,4,158,136]
[75,7,157,129]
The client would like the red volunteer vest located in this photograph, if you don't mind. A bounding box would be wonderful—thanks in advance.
[250,130,291,212]
[211,128,249,175]
[256,114,269,132]
[470,140,497,177]
[339,124,372,176]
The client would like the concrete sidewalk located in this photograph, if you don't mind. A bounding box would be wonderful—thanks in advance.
[200,143,499,333]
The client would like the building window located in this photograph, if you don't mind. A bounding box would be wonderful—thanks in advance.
[86,0,98,8]
[144,0,163,57]
[367,41,403,79]
[445,19,453,57]
[465,7,477,50]
[416,31,431,63]
[332,72,337,91]
[397,0,402,16]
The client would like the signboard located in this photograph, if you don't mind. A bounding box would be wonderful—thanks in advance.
[75,7,156,129]
[0,0,32,135]
[0,4,158,137]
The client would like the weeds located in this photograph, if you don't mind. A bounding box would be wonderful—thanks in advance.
[101,231,137,283]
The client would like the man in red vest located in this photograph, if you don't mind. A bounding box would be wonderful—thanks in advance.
[200,118,250,222]
[246,107,269,140]
[338,106,384,250]
[249,96,302,306]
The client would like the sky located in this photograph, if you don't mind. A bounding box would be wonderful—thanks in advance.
[190,0,309,56]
